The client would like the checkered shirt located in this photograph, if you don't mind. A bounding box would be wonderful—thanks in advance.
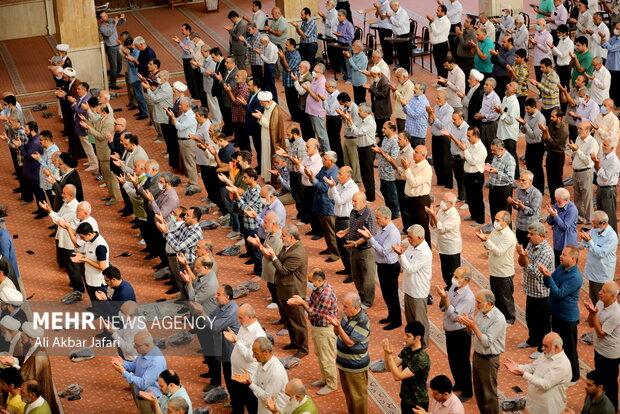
[523,240,553,298]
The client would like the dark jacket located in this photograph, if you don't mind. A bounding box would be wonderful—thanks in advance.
[19,134,42,180]
[52,169,84,211]
[369,75,393,120]
[467,84,485,129]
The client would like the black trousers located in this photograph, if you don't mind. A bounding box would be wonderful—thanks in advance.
[480,122,498,164]
[193,68,208,107]
[465,172,485,224]
[525,142,545,195]
[594,350,619,411]
[250,64,264,85]
[525,295,550,352]
[489,185,512,222]
[336,217,351,274]
[221,105,233,137]
[433,42,449,77]
[200,165,223,210]
[395,34,410,73]
[395,179,411,230]
[503,139,519,179]
[596,186,618,234]
[406,194,431,247]
[611,70,620,110]
[439,253,460,289]
[358,145,375,201]
[353,85,367,105]
[183,59,199,99]
[490,275,515,324]
[326,115,344,166]
[552,317,580,382]
[303,185,321,235]
[377,262,402,325]
[299,42,318,68]
[446,328,473,398]
[290,171,305,222]
[229,376,258,414]
[232,122,251,152]
[161,123,180,169]
[451,155,466,200]
[377,28,393,64]
[206,357,232,388]
[515,229,529,249]
[60,248,85,293]
[432,135,452,186]
[546,152,565,204]
[285,86,301,122]
[299,111,314,140]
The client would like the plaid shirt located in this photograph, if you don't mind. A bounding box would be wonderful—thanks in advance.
[378,135,399,181]
[236,184,262,230]
[8,125,27,149]
[300,19,318,43]
[231,82,249,123]
[539,70,560,110]
[286,137,307,170]
[247,32,262,65]
[164,223,203,264]
[514,63,529,97]
[515,186,542,231]
[523,240,553,298]
[488,151,515,187]
[403,95,430,138]
[347,206,377,247]
[283,49,301,88]
[307,281,338,326]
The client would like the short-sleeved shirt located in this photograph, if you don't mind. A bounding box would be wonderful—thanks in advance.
[398,347,430,407]
[594,300,620,359]
[475,37,495,74]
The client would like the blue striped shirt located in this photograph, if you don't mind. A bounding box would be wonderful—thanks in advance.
[336,309,370,372]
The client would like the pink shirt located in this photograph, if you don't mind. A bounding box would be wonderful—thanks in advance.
[428,393,464,414]
[305,76,327,117]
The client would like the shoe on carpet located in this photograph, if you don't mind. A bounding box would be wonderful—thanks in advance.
[343,276,353,283]
[311,380,326,387]
[517,341,535,348]
[316,386,335,395]
[529,351,542,359]
[276,329,289,336]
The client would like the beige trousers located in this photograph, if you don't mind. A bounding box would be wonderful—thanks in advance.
[312,325,338,390]
[79,135,98,167]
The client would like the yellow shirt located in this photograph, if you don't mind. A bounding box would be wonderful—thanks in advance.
[7,393,26,414]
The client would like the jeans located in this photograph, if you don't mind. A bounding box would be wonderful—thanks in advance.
[263,63,278,102]
[104,44,122,86]
[132,80,149,117]
[380,180,399,218]
[299,42,318,68]
[310,115,330,151]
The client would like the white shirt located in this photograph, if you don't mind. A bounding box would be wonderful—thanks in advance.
[482,20,495,44]
[444,0,463,25]
[404,159,432,197]
[399,240,432,299]
[518,351,572,414]
[429,15,450,44]
[444,65,465,108]
[194,120,215,167]
[323,8,338,38]
[328,179,359,217]
[296,153,322,187]
[260,42,279,65]
[483,226,516,277]
[594,300,620,359]
[434,207,462,254]
[596,151,620,186]
[590,66,611,105]
[551,37,574,66]
[462,140,487,173]
[253,9,267,30]
[49,198,79,250]
[497,94,520,141]
[376,0,392,29]
[349,114,377,147]
[591,22,610,59]
[593,112,620,147]
[249,356,289,414]
[389,7,410,36]
[371,59,391,80]
[231,320,266,375]
[569,135,599,170]
[111,317,141,361]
